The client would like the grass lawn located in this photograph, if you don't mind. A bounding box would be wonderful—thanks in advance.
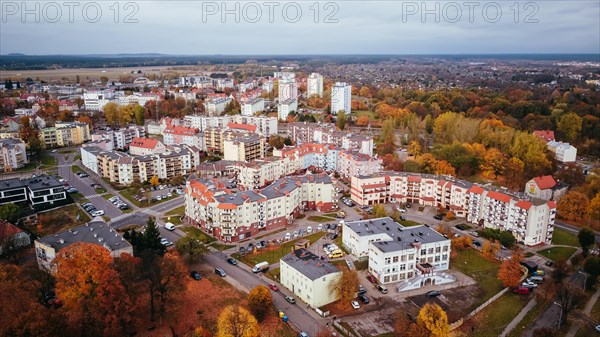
[70,192,87,203]
[524,252,535,258]
[307,215,333,223]
[552,228,580,247]
[181,226,217,244]
[39,152,57,168]
[352,110,377,120]
[451,248,504,307]
[94,187,107,194]
[74,154,81,161]
[70,165,83,174]
[165,205,185,216]
[465,292,529,337]
[163,215,182,225]
[16,162,37,171]
[119,188,145,207]
[537,247,577,262]
[235,232,326,265]
[102,193,113,200]
[507,300,548,337]
[323,212,338,217]
[210,242,236,251]
[26,204,91,237]
[399,219,421,227]
[264,266,280,281]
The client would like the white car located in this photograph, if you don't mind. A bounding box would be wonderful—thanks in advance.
[396,206,406,213]
[351,301,360,309]
[284,233,291,240]
[307,226,313,234]
[91,210,105,216]
[160,238,173,246]
[164,222,175,231]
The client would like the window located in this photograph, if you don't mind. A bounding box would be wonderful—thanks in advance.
[420,249,426,255]
[393,256,399,263]
[442,254,448,261]
[385,257,391,264]
[435,247,441,253]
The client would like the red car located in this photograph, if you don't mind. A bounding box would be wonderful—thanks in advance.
[367,275,377,283]
[268,284,279,291]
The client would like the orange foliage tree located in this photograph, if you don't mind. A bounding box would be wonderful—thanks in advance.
[497,251,524,288]
[247,285,273,322]
[54,242,131,336]
[355,115,370,126]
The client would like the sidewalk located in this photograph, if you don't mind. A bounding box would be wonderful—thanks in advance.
[500,298,537,337]
[564,286,600,337]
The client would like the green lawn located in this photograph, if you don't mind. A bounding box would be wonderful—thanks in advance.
[323,212,338,217]
[451,248,504,307]
[235,232,326,265]
[163,215,182,225]
[264,266,280,281]
[210,242,235,251]
[537,247,577,262]
[94,187,107,194]
[552,228,580,247]
[16,162,37,171]
[74,154,81,161]
[180,226,216,244]
[102,193,113,200]
[466,293,529,337]
[165,205,185,216]
[507,300,548,337]
[399,219,421,227]
[70,165,83,174]
[119,188,146,207]
[307,215,333,223]
[39,152,57,168]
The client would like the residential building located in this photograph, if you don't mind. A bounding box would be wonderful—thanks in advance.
[278,76,298,102]
[241,97,265,116]
[163,126,204,148]
[185,174,335,242]
[280,248,341,308]
[0,138,27,172]
[307,73,324,98]
[34,217,133,272]
[278,98,298,121]
[114,126,146,150]
[547,141,577,162]
[342,217,454,291]
[0,220,31,256]
[331,82,351,115]
[525,175,569,201]
[262,80,274,93]
[129,137,166,156]
[350,172,557,246]
[0,175,66,207]
[39,122,91,148]
[181,115,277,136]
[80,146,101,174]
[337,151,382,178]
[287,122,374,156]
[204,97,232,115]
[223,134,265,162]
[83,90,115,111]
[533,130,555,142]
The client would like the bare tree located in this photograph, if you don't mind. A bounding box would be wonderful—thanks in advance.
[557,283,584,321]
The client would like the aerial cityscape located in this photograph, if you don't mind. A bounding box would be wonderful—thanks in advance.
[1,2,599,337]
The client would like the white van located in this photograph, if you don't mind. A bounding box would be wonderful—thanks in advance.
[252,261,269,273]
[164,222,175,231]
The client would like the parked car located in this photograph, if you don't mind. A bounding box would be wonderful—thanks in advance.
[426,291,441,298]
[285,296,296,304]
[307,226,313,234]
[521,281,537,289]
[513,287,530,295]
[284,232,291,240]
[473,241,482,248]
[190,271,202,280]
[215,268,226,277]
[595,325,600,333]
[433,214,444,220]
[299,332,309,337]
[396,206,406,213]
[81,202,92,208]
[351,300,360,309]
[91,210,105,216]
[358,294,369,304]
[377,285,388,294]
[227,257,238,265]
[164,222,175,231]
[160,238,173,247]
[471,231,480,237]
[367,275,377,283]
[268,284,280,291]
[405,203,412,208]
[455,224,466,230]
[79,173,88,178]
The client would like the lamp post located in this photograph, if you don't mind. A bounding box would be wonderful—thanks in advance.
[578,270,588,290]
[553,301,563,330]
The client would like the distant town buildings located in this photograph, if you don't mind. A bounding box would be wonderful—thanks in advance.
[331,82,351,115]
[307,73,324,98]
[350,172,557,246]
[204,96,233,116]
[0,138,27,172]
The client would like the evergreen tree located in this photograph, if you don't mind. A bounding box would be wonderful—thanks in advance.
[138,216,164,256]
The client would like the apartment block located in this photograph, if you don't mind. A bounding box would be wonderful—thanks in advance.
[331,82,351,115]
[525,175,569,201]
[350,173,557,246]
[223,134,265,162]
[241,97,265,116]
[163,125,204,148]
[307,73,324,98]
[547,141,577,163]
[204,97,232,116]
[287,122,374,156]
[179,115,277,137]
[0,138,27,172]
[278,98,298,121]
[129,137,166,156]
[0,175,66,207]
[185,174,335,242]
[39,122,91,148]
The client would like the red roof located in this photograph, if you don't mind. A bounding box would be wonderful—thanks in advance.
[468,186,485,195]
[422,196,435,201]
[533,130,555,142]
[0,220,23,242]
[533,176,556,190]
[164,126,198,136]
[547,201,557,209]
[227,123,257,133]
[407,176,421,183]
[486,191,512,203]
[130,137,160,149]
[515,200,533,210]
[362,183,387,189]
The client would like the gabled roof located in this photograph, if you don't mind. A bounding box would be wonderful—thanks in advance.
[227,123,257,133]
[130,137,161,149]
[486,191,512,203]
[533,176,556,190]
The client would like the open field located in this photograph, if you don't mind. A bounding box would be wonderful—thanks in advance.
[0,65,190,82]
[552,228,580,247]
[463,292,529,337]
[451,248,504,308]
[23,204,91,237]
[234,232,326,266]
[537,247,577,262]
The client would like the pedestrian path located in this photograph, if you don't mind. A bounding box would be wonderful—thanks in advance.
[500,298,537,337]
[565,286,600,337]
[85,193,104,199]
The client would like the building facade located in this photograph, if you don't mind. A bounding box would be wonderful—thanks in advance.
[307,73,324,98]
[223,134,265,162]
[547,141,577,162]
[287,122,374,156]
[0,138,27,172]
[525,175,569,201]
[0,175,66,207]
[331,82,351,115]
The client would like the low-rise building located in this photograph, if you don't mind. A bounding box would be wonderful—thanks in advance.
[0,175,66,207]
[280,248,341,308]
[287,122,374,156]
[525,175,569,201]
[39,122,91,148]
[0,220,31,256]
[204,97,232,116]
[34,217,133,272]
[547,141,577,162]
[342,217,453,292]
[0,138,27,172]
[129,137,166,156]
[163,125,204,148]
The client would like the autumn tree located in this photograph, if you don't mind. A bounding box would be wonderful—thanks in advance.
[103,102,119,126]
[175,236,209,263]
[247,285,273,321]
[268,135,286,150]
[355,115,370,126]
[417,303,449,337]
[588,192,600,224]
[216,305,259,337]
[550,260,569,285]
[141,250,187,321]
[556,112,582,143]
[435,160,456,176]
[502,157,526,190]
[0,203,21,224]
[54,242,130,337]
[509,131,552,178]
[407,140,422,157]
[498,251,523,288]
[336,110,347,130]
[329,269,359,307]
[76,115,94,129]
[558,191,590,221]
[394,310,428,337]
[149,175,160,187]
[578,227,596,255]
[382,153,403,171]
[482,240,501,259]
[371,204,388,218]
[377,119,397,156]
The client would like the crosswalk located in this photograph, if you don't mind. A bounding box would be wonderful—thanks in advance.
[85,194,104,199]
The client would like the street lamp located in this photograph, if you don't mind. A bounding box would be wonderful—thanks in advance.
[578,270,588,290]
[553,301,563,330]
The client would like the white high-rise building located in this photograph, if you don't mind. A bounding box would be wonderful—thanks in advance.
[307,73,324,98]
[331,82,351,115]
[278,77,298,102]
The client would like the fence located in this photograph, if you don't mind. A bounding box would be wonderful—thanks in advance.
[449,287,509,331]
[333,321,362,337]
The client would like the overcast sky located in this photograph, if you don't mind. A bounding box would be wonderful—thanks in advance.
[1,1,599,55]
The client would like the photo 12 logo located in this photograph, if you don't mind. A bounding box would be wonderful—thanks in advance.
[200,1,340,23]
[401,1,540,23]
[1,1,141,23]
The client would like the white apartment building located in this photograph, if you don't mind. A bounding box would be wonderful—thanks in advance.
[204,97,232,116]
[350,173,557,246]
[223,134,265,162]
[83,90,115,111]
[280,249,341,308]
[0,138,27,172]
[116,93,159,106]
[307,73,324,98]
[241,97,265,116]
[342,217,453,292]
[80,146,101,174]
[331,82,351,115]
[180,115,278,136]
[287,122,374,156]
[262,80,274,93]
[278,98,298,121]
[185,174,336,242]
[163,126,204,149]
[547,141,577,162]
[278,77,298,102]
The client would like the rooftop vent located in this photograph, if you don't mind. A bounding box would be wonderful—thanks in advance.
[59,238,64,244]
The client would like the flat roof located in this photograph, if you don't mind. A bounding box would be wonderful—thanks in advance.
[24,175,62,191]
[281,248,340,281]
[0,178,26,191]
